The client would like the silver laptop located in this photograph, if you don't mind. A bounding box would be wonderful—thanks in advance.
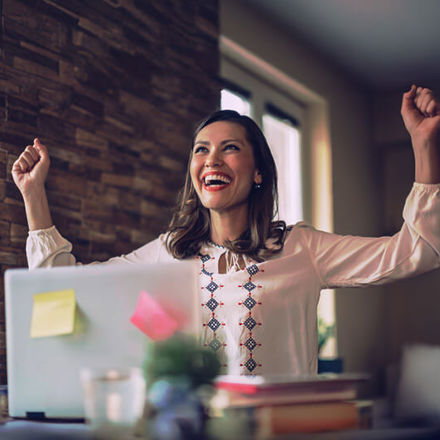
[5,261,199,419]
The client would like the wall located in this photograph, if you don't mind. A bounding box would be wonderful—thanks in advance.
[0,0,220,384]
[373,86,440,366]
[221,0,387,394]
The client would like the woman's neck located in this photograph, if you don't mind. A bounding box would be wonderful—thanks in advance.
[209,207,248,246]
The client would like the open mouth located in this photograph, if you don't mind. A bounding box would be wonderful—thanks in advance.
[202,173,232,190]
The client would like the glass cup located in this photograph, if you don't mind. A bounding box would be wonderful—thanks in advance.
[80,367,146,430]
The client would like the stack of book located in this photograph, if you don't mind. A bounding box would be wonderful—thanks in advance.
[210,373,372,436]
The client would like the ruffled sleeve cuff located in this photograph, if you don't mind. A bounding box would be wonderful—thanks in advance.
[26,226,75,269]
[403,182,440,256]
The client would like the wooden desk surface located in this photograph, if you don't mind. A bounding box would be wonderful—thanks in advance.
[2,418,440,439]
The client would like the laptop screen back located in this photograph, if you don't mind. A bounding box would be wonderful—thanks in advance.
[5,261,199,419]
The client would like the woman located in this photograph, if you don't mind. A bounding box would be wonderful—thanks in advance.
[12,85,440,376]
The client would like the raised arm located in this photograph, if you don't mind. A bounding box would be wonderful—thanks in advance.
[11,138,53,231]
[300,86,440,288]
[12,139,169,268]
[401,85,440,184]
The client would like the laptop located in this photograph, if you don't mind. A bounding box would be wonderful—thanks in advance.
[4,261,199,419]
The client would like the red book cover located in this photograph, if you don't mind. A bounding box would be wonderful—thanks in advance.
[214,373,369,407]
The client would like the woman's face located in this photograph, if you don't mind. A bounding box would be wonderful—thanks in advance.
[190,121,262,214]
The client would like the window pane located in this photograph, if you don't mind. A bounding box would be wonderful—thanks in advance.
[221,89,251,116]
[263,113,303,225]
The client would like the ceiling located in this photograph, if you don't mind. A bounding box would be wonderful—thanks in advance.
[247,0,440,91]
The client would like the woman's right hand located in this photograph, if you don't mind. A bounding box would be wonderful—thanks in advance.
[12,138,50,198]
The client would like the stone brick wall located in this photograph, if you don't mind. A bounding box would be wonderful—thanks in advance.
[0,0,219,384]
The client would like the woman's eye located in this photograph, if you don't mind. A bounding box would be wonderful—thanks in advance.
[224,144,239,151]
[194,146,208,154]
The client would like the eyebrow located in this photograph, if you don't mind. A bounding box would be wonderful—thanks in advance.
[194,138,244,146]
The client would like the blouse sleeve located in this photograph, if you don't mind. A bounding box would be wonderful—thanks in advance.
[301,183,440,289]
[26,226,171,269]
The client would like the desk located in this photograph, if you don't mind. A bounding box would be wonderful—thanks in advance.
[1,420,440,439]
[0,420,93,439]
[0,420,147,439]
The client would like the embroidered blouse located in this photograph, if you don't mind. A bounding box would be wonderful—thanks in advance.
[26,183,440,376]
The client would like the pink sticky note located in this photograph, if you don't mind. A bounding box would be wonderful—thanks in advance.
[130,291,179,340]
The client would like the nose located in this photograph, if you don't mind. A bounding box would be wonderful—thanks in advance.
[205,148,222,168]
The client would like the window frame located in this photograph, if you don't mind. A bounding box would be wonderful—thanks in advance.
[220,36,337,357]
[220,55,306,224]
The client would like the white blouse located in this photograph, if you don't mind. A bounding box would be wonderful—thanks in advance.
[26,183,440,376]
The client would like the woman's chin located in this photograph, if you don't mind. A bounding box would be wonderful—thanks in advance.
[200,200,249,216]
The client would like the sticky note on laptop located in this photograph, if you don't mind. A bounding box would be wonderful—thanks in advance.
[30,289,76,338]
[130,290,179,341]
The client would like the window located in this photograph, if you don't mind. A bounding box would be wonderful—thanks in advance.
[220,38,336,357]
[220,66,304,226]
[220,90,303,224]
[263,107,302,224]
[221,89,251,117]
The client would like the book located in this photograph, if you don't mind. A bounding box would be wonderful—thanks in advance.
[258,400,373,435]
[210,374,372,435]
[214,373,369,407]
[215,400,373,436]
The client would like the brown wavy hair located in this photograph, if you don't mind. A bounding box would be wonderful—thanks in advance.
[166,110,288,262]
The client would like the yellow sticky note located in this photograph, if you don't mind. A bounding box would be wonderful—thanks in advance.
[30,289,76,338]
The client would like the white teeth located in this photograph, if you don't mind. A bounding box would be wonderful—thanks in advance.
[203,174,231,185]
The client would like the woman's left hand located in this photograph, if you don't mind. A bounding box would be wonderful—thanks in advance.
[401,85,440,149]
[402,85,440,183]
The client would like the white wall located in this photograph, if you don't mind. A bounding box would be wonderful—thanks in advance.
[221,0,387,394]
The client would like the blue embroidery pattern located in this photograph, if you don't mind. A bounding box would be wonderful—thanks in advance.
[239,263,263,373]
[199,253,226,364]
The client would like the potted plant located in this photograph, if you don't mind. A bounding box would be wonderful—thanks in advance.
[317,318,343,374]
[138,334,221,439]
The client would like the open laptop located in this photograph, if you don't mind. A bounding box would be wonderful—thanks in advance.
[4,261,199,419]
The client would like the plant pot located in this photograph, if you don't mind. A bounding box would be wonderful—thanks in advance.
[318,357,344,374]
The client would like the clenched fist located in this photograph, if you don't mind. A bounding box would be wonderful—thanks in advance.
[12,138,50,198]
[401,85,440,148]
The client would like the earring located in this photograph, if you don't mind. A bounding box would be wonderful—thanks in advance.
[254,182,262,190]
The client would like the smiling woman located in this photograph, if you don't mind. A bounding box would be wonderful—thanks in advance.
[167,110,287,264]
[11,87,440,376]
[191,122,259,213]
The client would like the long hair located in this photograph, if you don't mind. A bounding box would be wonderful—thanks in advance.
[166,110,287,262]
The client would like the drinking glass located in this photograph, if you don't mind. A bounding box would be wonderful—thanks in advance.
[80,367,145,430]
